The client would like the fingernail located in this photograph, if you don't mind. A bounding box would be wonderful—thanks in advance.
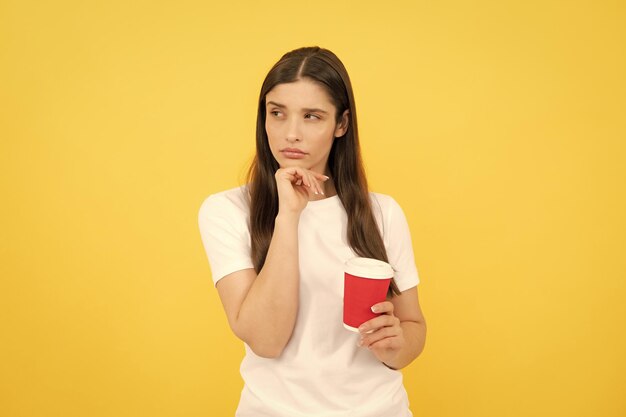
[371,306,379,313]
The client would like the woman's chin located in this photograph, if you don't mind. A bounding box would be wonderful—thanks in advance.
[279,161,310,170]
[276,158,326,174]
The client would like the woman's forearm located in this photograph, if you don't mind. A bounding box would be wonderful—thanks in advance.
[235,213,301,357]
[384,320,427,370]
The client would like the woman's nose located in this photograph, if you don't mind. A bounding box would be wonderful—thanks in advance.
[286,117,301,142]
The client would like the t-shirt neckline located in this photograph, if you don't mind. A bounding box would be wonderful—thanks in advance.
[304,194,341,209]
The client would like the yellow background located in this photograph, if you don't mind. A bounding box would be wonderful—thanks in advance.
[1,0,625,416]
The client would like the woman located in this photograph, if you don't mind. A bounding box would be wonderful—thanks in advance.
[199,46,426,417]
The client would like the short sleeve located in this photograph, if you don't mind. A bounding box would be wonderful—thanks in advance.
[373,194,420,292]
[198,191,254,286]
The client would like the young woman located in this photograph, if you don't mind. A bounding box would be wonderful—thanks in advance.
[199,46,426,417]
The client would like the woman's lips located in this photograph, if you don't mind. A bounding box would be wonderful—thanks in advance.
[281,148,307,159]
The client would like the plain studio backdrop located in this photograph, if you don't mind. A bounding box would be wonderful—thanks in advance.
[1,1,624,416]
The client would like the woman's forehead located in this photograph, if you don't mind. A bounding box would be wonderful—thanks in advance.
[266,79,335,110]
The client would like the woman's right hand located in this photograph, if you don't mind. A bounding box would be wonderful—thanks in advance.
[275,167,329,215]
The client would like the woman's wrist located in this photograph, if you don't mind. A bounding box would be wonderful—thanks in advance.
[275,211,301,227]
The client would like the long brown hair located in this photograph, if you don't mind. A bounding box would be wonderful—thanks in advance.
[247,46,400,297]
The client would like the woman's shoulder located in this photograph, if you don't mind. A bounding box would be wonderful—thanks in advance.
[368,191,409,229]
[368,191,402,211]
[198,185,250,218]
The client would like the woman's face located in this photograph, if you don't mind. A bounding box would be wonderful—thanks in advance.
[265,78,348,174]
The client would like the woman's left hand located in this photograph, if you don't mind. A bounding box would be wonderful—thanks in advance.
[357,301,405,367]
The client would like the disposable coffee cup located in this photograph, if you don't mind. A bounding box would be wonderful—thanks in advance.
[343,257,393,332]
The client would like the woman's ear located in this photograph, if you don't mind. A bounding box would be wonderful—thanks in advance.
[334,109,350,138]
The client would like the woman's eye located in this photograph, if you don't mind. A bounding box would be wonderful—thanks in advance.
[305,113,320,120]
[270,110,281,117]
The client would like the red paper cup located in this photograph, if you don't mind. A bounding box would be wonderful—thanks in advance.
[343,257,393,332]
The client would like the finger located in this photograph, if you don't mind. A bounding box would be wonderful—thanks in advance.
[313,172,330,182]
[311,174,327,194]
[359,314,399,334]
[274,168,291,180]
[288,169,309,188]
[288,174,304,187]
[371,301,394,315]
[314,175,325,195]
[280,167,306,180]
[302,171,318,195]
[310,173,323,195]
[368,335,401,351]
[301,171,312,192]
[360,326,401,348]
[317,181,324,195]
[285,168,327,193]
[276,169,300,184]
[276,169,306,190]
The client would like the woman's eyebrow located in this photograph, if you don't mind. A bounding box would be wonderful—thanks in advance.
[267,101,329,114]
[302,107,329,114]
[267,101,286,108]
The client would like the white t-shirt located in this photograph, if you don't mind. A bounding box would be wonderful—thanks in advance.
[198,185,420,417]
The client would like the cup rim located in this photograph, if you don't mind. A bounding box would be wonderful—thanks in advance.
[344,257,394,279]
